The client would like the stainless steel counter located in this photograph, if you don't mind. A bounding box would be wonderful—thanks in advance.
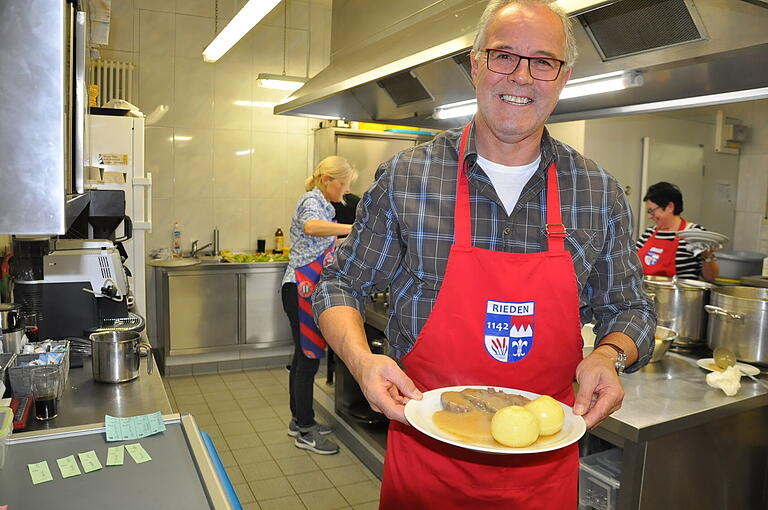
[365,301,389,333]
[19,354,172,434]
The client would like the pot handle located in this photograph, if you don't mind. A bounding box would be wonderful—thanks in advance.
[136,343,154,374]
[704,304,743,322]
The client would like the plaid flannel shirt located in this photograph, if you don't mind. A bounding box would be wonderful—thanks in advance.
[313,123,656,372]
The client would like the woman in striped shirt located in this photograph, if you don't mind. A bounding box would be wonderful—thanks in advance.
[636,181,719,280]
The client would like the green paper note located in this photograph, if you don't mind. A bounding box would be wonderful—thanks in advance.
[56,455,82,478]
[28,461,54,485]
[106,445,124,466]
[125,443,151,464]
[78,450,103,473]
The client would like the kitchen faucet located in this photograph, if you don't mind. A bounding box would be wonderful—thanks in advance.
[190,240,212,257]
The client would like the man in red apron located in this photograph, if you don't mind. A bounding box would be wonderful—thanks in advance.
[313,1,654,507]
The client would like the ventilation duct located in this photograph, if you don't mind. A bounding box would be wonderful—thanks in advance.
[579,0,707,60]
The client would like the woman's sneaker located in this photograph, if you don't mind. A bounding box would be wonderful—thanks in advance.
[295,428,340,455]
[288,418,332,437]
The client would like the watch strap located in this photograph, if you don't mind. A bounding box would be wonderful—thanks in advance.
[598,342,627,373]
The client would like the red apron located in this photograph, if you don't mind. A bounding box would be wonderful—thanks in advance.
[637,219,686,277]
[379,125,583,509]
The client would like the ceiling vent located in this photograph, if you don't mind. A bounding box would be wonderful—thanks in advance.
[376,70,433,107]
[578,0,708,61]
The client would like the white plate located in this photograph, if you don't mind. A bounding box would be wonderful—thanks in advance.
[677,230,729,243]
[403,385,586,455]
[696,358,760,376]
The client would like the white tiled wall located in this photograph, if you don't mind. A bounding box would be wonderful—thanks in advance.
[97,0,332,256]
[726,100,768,253]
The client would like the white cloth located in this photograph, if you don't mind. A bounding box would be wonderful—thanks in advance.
[476,155,541,214]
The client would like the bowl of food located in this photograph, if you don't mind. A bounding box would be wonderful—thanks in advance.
[650,326,678,362]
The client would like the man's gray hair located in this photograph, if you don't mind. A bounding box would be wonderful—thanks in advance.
[471,0,578,68]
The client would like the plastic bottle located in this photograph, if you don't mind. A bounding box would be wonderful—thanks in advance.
[172,222,182,257]
[274,227,284,254]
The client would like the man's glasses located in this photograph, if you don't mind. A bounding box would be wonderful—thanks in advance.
[646,206,661,215]
[485,48,565,81]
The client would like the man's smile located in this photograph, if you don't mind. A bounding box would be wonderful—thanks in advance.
[499,94,533,105]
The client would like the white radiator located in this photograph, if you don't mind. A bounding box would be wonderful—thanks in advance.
[89,59,135,106]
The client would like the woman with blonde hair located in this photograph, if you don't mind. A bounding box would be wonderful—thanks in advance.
[281,155,357,455]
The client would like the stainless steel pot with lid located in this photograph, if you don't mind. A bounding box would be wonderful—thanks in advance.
[90,330,152,383]
[643,276,714,345]
[706,286,768,366]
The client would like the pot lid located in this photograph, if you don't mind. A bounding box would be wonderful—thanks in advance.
[643,276,713,290]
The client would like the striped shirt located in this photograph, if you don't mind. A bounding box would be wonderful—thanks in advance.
[282,188,336,285]
[635,222,705,279]
[313,123,656,372]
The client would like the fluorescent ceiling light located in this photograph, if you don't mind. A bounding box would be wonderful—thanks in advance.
[433,99,478,120]
[233,100,278,108]
[559,71,643,100]
[170,135,193,142]
[235,149,254,156]
[202,0,281,63]
[256,73,307,91]
[431,71,643,119]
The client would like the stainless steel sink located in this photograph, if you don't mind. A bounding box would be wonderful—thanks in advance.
[147,257,202,268]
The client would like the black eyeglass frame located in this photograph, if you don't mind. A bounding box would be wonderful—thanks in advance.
[484,48,566,82]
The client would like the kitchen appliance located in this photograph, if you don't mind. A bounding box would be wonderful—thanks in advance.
[1,1,89,234]
[12,190,140,340]
[706,286,768,367]
[90,331,152,383]
[644,276,713,346]
[0,303,24,354]
[715,251,766,281]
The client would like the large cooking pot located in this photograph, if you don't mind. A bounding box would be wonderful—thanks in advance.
[90,331,152,383]
[706,286,768,366]
[644,276,713,345]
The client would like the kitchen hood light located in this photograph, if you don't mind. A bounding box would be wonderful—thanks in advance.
[433,99,478,120]
[256,73,307,91]
[559,71,643,100]
[202,0,281,63]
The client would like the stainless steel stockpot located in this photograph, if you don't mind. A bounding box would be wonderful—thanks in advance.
[706,286,768,366]
[90,331,152,383]
[644,276,714,345]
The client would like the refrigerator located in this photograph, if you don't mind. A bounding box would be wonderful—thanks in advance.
[86,114,152,321]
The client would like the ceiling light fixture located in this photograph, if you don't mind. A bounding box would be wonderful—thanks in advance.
[202,0,281,63]
[255,73,306,91]
[432,70,643,119]
[233,100,279,108]
[256,0,307,92]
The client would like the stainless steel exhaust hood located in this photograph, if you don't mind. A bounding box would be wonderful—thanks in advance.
[275,0,768,128]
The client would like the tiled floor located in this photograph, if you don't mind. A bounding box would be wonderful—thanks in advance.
[162,368,381,510]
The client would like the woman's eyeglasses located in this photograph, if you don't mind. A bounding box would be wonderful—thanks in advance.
[646,206,661,215]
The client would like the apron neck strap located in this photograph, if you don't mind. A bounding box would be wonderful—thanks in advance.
[454,124,564,252]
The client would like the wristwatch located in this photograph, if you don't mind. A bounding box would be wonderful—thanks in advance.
[598,343,627,374]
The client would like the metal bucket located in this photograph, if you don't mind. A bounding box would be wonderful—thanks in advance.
[90,331,152,383]
[644,276,713,345]
[706,286,768,366]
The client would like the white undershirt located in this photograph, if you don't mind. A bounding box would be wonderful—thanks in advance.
[476,155,541,214]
